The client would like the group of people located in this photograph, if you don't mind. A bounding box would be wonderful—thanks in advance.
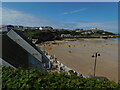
[44,51,85,78]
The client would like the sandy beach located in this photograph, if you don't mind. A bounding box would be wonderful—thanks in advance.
[38,38,118,82]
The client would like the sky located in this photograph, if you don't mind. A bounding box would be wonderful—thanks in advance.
[1,2,118,33]
[2,0,119,2]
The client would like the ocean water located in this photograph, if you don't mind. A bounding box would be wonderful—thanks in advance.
[68,38,119,45]
[108,38,119,44]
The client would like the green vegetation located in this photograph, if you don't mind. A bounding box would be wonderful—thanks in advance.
[23,31,61,43]
[2,66,120,89]
[95,30,116,35]
[22,29,117,43]
[0,31,8,34]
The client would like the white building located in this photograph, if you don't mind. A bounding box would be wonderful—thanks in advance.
[61,34,72,37]
[0,25,7,32]
[90,28,97,30]
[75,30,83,32]
[39,26,53,31]
[0,25,14,32]
[14,25,24,31]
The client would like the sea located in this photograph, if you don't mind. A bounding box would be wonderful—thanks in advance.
[108,37,119,44]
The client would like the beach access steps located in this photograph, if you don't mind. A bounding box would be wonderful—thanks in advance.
[44,53,66,71]
[41,49,87,78]
[43,50,78,72]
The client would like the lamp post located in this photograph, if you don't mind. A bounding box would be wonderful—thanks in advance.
[92,52,100,77]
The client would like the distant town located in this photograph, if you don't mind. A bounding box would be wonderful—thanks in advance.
[0,25,119,43]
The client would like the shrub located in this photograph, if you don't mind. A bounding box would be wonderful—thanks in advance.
[2,66,120,89]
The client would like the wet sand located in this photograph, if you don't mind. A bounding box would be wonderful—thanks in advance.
[38,38,118,82]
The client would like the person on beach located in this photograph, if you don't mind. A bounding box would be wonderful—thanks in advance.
[68,45,71,47]
[80,74,83,77]
[77,73,81,76]
[74,72,77,76]
[68,51,72,53]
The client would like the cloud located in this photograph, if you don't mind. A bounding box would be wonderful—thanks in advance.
[1,7,117,33]
[0,7,72,28]
[63,8,87,15]
[1,7,58,27]
[1,7,69,28]
[62,21,118,33]
[55,20,117,33]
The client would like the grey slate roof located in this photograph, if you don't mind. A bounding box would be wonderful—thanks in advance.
[1,30,51,69]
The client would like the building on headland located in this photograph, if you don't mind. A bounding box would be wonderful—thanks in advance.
[81,30,92,35]
[39,26,53,31]
[90,28,98,30]
[1,30,51,70]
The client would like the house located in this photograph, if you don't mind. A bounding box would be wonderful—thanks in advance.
[81,30,92,35]
[75,29,84,32]
[90,28,97,30]
[24,27,39,31]
[33,27,39,30]
[14,25,24,31]
[0,25,7,32]
[1,30,51,70]
[39,26,53,31]
[0,25,14,32]
[75,30,84,32]
[61,34,72,38]
[24,27,29,30]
